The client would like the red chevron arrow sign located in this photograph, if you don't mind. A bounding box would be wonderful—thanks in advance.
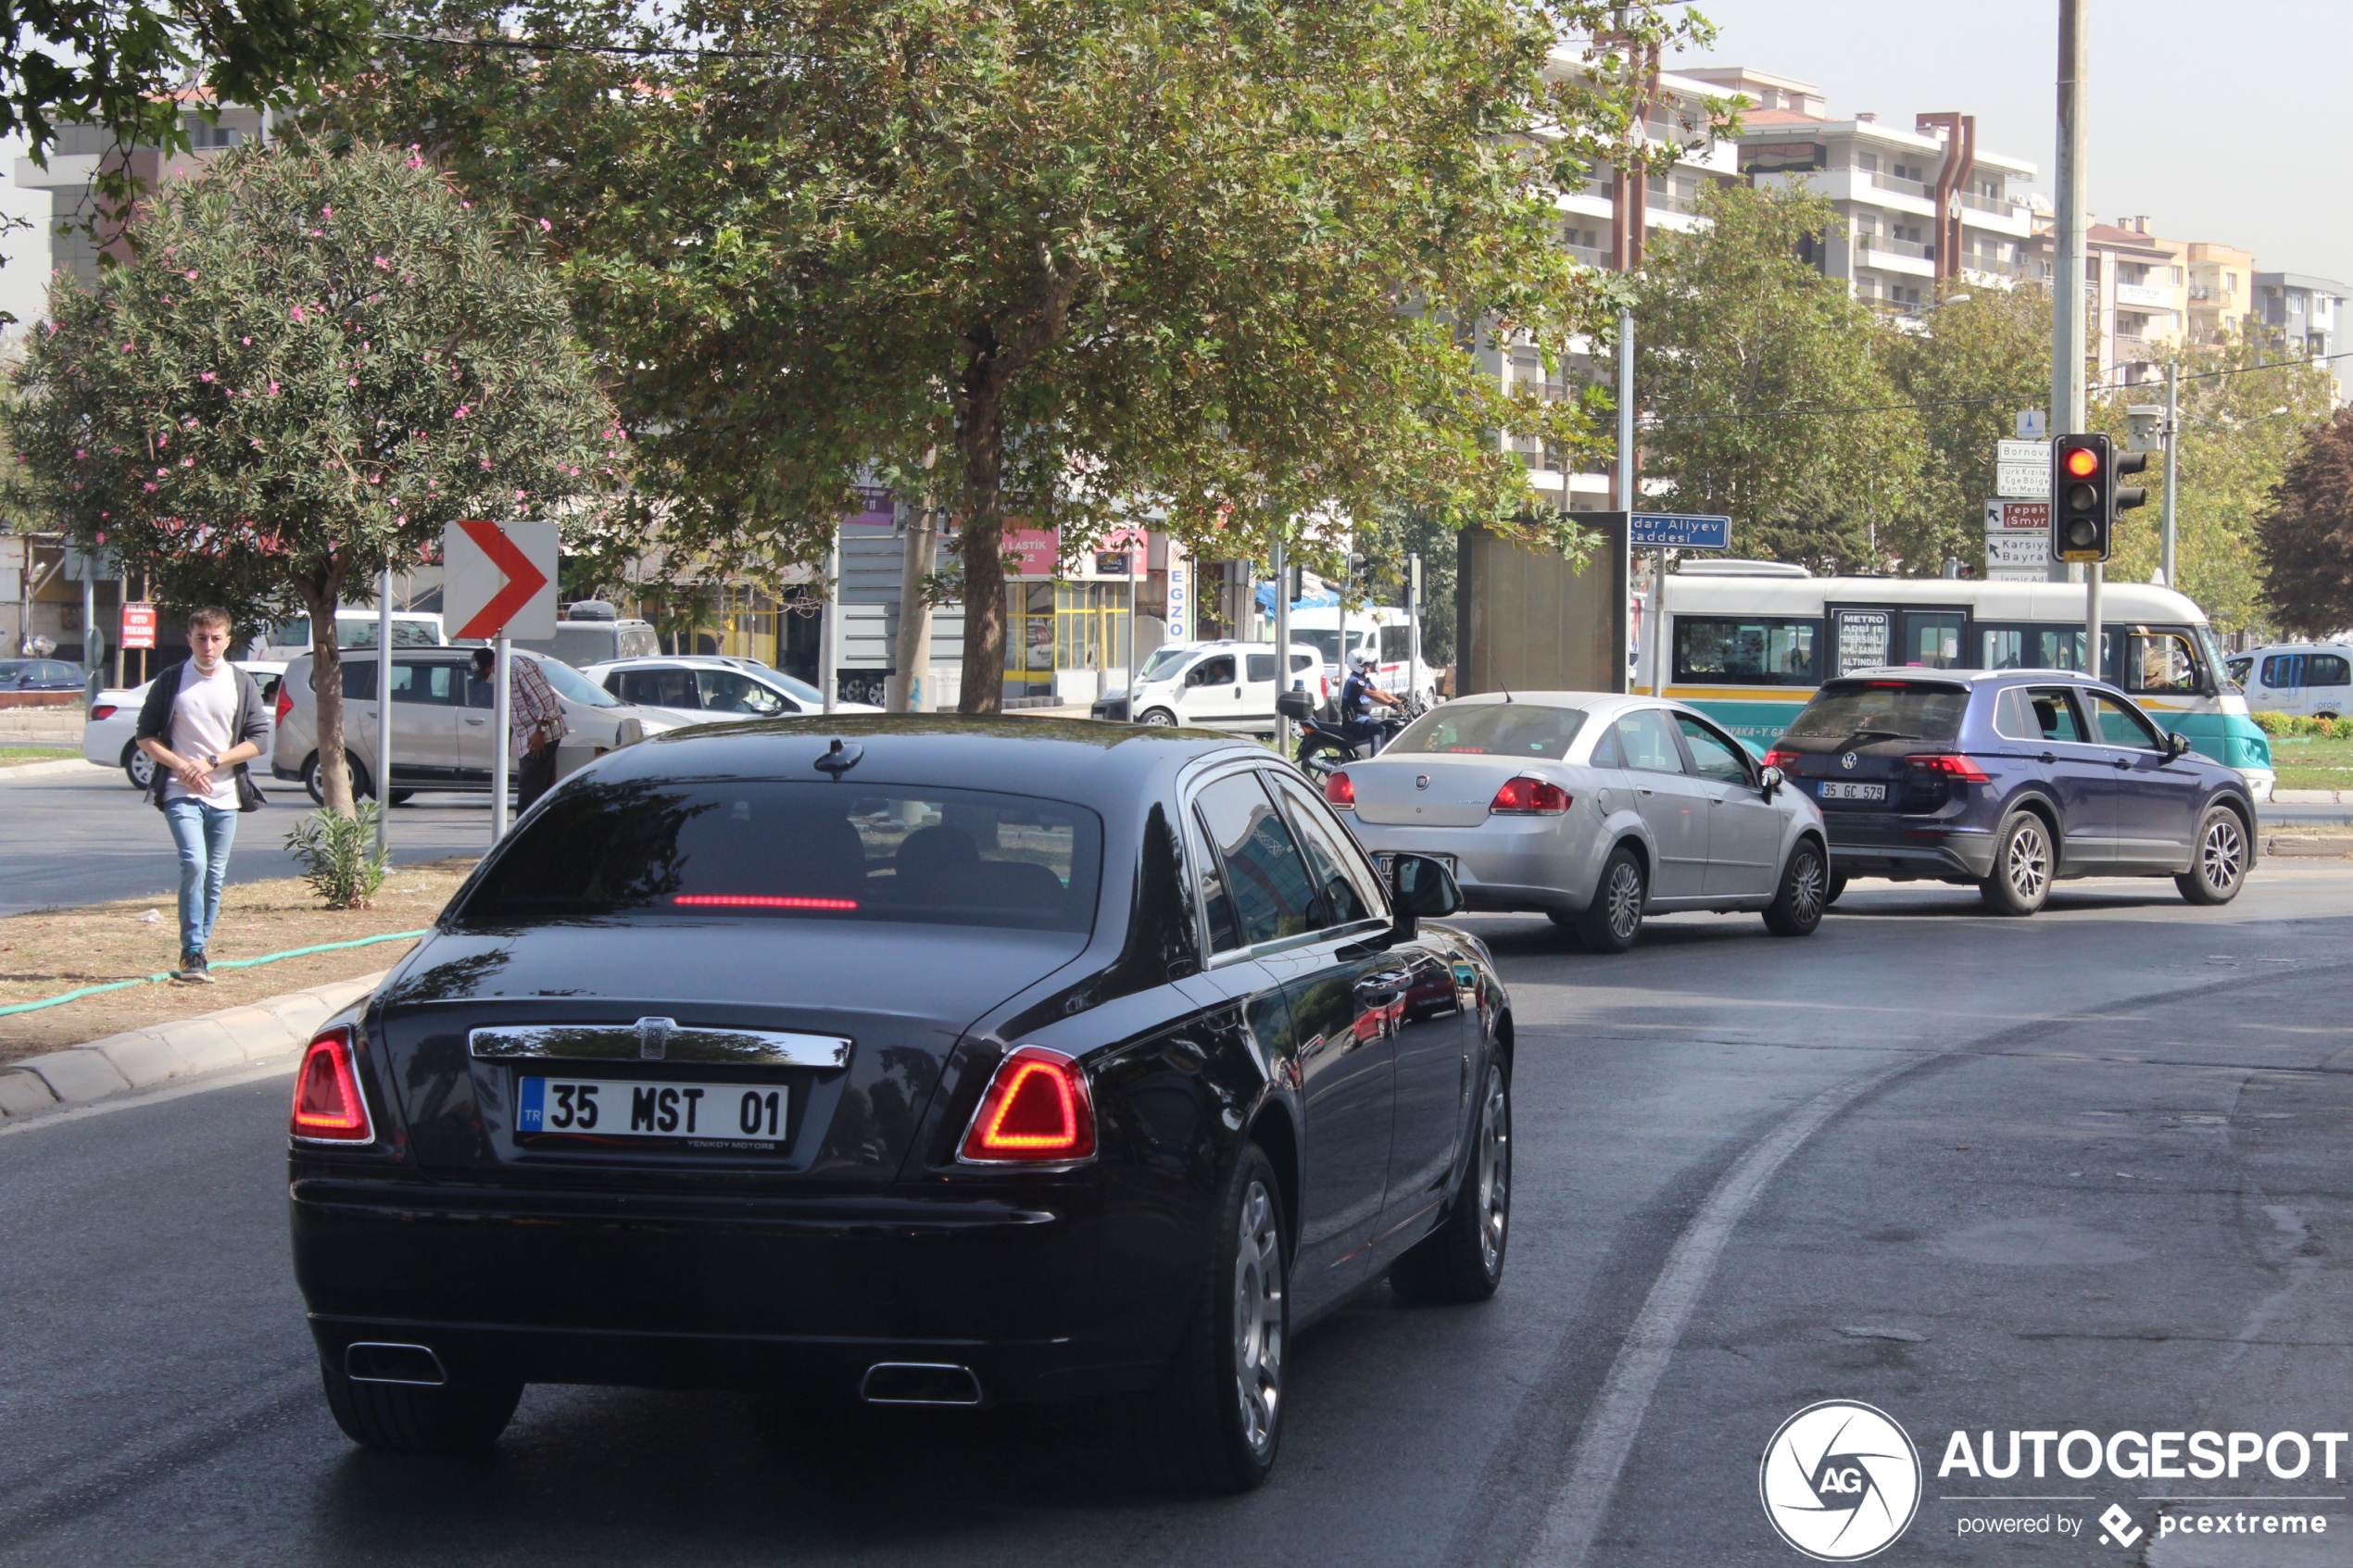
[443,519,558,640]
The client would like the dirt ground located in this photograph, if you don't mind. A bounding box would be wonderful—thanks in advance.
[0,858,476,1063]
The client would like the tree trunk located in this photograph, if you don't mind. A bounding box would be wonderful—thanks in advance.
[887,494,937,714]
[297,572,358,817]
[957,383,1008,715]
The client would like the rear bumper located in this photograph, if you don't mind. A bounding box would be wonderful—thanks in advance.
[1346,819,1597,912]
[289,1173,1168,1404]
[1823,820,1997,880]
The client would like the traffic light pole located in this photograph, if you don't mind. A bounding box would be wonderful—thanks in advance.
[2049,0,2087,589]
[1273,531,1291,757]
[2161,360,2181,589]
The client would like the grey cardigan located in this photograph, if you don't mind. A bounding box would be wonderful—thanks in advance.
[133,661,271,812]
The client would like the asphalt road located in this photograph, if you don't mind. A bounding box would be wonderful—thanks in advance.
[6,866,2353,1566]
[0,768,494,915]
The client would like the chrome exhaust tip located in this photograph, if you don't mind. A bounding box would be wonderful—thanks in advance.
[859,1362,983,1406]
[345,1342,448,1386]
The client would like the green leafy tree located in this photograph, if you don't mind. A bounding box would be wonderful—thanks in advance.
[2257,407,2353,637]
[1629,182,1921,571]
[318,0,1718,710]
[1882,282,2050,575]
[6,141,617,813]
[2091,331,2336,633]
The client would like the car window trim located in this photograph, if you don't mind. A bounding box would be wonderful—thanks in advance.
[2088,686,2166,752]
[1670,708,1756,787]
[1177,753,1340,967]
[1261,766,1393,929]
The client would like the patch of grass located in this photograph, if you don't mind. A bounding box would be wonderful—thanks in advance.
[0,859,477,1062]
[2262,734,2353,790]
[0,746,82,767]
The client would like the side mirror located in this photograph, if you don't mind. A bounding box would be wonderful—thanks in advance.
[615,716,646,747]
[1388,853,1465,942]
[2165,731,2193,760]
[1758,764,1784,799]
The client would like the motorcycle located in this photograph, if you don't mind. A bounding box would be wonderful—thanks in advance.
[1293,711,1405,784]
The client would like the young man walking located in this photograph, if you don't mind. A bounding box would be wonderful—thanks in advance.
[134,608,271,983]
[470,646,568,813]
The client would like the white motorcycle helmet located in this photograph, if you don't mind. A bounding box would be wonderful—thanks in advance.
[1348,649,1376,673]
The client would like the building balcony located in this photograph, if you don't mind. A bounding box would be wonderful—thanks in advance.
[1959,189,2024,218]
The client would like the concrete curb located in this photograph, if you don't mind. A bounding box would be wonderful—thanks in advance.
[2273,788,2353,804]
[0,970,386,1121]
[0,758,107,783]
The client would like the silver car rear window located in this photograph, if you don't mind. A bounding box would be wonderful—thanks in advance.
[1387,704,1587,759]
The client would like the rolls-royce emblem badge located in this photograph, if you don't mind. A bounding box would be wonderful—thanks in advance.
[1841,753,1858,771]
[1416,774,1430,790]
[635,1016,676,1060]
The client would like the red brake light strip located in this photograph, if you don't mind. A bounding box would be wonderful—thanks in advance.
[672,895,859,910]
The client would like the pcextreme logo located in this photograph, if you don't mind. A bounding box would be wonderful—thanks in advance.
[1759,1400,1923,1562]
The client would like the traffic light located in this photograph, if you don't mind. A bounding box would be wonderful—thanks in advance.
[2048,433,2149,563]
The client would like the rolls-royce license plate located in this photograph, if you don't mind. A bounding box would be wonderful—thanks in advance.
[1816,782,1887,802]
[517,1076,787,1146]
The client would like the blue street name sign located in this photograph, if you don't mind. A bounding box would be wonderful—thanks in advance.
[1629,512,1732,550]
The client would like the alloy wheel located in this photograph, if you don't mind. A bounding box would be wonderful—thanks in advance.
[2201,814,2246,894]
[1475,1066,1511,1274]
[1606,860,1643,942]
[1789,849,1827,924]
[1140,709,1176,728]
[1231,1178,1284,1458]
[2006,822,2050,903]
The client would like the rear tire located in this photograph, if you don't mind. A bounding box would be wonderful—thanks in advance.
[319,1359,522,1454]
[121,742,154,791]
[1296,735,1353,784]
[1576,844,1646,953]
[1979,811,2053,916]
[1390,1058,1511,1304]
[2176,804,2249,906]
[1123,1142,1287,1494]
[303,750,373,807]
[1763,838,1829,937]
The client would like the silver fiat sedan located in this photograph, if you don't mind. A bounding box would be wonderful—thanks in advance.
[1324,692,1831,952]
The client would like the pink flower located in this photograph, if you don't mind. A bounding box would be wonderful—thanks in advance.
[240,336,250,345]
[368,474,381,484]
[453,406,469,418]
[200,370,216,382]
[514,489,526,501]
[480,458,491,470]
[156,467,167,477]
[461,200,472,208]
[347,377,358,385]
[142,482,157,492]
[73,449,84,458]
[94,531,104,544]
[182,457,194,467]
[373,256,390,270]
[268,382,279,395]
[291,305,305,322]
[321,206,333,218]
[184,269,197,280]
[538,218,551,232]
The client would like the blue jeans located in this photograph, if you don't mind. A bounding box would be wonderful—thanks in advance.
[163,798,238,958]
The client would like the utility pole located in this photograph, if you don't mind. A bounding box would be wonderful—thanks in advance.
[2160,360,2181,590]
[2053,0,2095,681]
[820,528,840,715]
[1272,531,1291,755]
[1618,307,1655,696]
[376,562,392,856]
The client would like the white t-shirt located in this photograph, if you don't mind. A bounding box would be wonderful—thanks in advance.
[162,660,242,809]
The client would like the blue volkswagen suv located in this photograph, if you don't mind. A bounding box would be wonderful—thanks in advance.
[1764,669,2259,915]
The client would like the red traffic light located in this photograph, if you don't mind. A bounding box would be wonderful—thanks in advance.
[2063,446,2100,478]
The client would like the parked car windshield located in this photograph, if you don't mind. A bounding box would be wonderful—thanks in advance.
[1388,702,1587,759]
[458,781,1101,934]
[528,655,619,708]
[1782,681,1969,750]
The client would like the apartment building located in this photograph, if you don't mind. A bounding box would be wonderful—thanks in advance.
[2086,218,2183,387]
[2252,273,2349,399]
[1680,67,2039,316]
[2185,242,2256,346]
[11,103,268,288]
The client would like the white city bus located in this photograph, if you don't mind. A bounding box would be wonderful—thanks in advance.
[1636,561,2274,798]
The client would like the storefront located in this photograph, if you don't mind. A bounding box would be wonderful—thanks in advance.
[1001,528,1178,704]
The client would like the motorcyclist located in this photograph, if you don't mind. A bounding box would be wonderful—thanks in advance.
[1339,649,1403,748]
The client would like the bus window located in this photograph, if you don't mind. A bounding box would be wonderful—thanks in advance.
[2126,629,2204,696]
[1673,617,1820,685]
[1980,624,2088,673]
[1900,611,1966,669]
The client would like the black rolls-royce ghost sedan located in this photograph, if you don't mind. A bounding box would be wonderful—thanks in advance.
[288,717,1514,1492]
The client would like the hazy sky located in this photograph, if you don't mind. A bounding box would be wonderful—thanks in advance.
[1676,0,2349,282]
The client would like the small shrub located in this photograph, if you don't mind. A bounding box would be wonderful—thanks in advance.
[2251,709,2294,735]
[285,803,393,909]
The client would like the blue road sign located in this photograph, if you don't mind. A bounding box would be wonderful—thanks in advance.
[1629,512,1732,550]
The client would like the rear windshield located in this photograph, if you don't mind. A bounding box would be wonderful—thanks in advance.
[1388,702,1587,759]
[1782,682,1969,749]
[457,781,1101,933]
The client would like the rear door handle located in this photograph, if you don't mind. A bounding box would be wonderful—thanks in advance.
[2039,752,2057,763]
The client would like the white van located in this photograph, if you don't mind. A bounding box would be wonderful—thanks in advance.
[2231,644,2353,719]
[1118,640,1327,734]
[1283,605,1433,706]
[254,610,446,659]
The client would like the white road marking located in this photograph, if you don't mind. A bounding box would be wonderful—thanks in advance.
[1526,1050,1927,1567]
[0,1055,298,1138]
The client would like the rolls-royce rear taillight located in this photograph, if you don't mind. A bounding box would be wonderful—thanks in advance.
[959,1047,1095,1163]
[290,1028,374,1143]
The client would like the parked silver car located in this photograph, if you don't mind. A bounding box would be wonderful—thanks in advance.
[1328,692,1831,952]
[271,648,687,805]
[578,656,884,717]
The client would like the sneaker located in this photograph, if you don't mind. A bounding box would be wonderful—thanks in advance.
[178,951,214,985]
